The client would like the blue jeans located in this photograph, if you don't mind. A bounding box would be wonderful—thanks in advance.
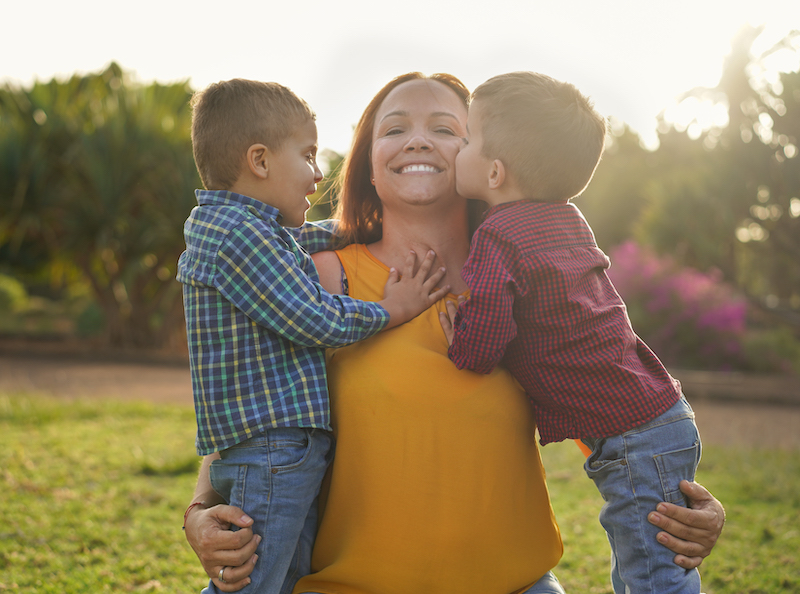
[202,428,334,594]
[301,571,564,594]
[583,396,702,594]
[519,571,565,594]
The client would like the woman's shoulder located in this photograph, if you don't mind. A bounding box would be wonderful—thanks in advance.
[312,250,345,294]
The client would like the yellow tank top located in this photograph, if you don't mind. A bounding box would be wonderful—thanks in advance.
[293,244,562,594]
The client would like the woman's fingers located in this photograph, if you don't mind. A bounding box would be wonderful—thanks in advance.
[212,554,258,592]
[648,480,725,569]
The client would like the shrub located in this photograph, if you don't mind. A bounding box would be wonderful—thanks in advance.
[0,272,28,312]
[608,241,748,371]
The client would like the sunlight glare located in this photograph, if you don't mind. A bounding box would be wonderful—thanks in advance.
[790,198,800,218]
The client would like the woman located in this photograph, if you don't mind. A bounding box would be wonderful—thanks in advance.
[184,73,725,594]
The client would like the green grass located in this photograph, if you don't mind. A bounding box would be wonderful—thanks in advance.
[0,394,202,593]
[1,393,799,593]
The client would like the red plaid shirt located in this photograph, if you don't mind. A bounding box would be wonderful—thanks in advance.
[448,200,681,445]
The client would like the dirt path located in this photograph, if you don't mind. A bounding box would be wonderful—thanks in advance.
[2,350,800,450]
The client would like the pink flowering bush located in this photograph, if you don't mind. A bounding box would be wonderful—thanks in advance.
[607,241,748,371]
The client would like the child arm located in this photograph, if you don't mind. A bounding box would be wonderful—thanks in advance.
[315,248,449,330]
[290,219,339,254]
[216,221,445,348]
[216,221,387,349]
[445,224,520,374]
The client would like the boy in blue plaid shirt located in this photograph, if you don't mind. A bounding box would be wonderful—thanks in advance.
[177,79,448,594]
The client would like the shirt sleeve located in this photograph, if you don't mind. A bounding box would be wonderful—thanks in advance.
[216,219,388,348]
[448,223,520,374]
[290,219,339,254]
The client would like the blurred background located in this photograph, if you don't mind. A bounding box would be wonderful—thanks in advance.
[1,0,799,375]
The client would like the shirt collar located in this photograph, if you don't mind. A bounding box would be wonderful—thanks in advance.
[195,189,281,221]
[484,199,571,219]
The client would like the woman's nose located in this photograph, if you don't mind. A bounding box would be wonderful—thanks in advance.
[404,132,432,151]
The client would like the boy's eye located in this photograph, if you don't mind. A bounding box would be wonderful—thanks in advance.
[461,137,469,145]
[306,154,316,163]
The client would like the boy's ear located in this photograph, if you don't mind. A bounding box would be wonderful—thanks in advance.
[488,159,506,190]
[245,143,269,179]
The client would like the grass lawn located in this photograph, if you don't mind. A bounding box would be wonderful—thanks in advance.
[1,393,798,593]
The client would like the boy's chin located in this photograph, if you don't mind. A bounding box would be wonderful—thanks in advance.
[455,186,486,203]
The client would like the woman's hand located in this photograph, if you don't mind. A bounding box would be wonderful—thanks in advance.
[648,480,725,569]
[184,503,261,592]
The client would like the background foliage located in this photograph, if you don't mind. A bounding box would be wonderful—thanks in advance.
[0,64,199,348]
[1,27,799,368]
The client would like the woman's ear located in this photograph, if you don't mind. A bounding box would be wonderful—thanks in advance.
[246,144,269,179]
[488,159,506,190]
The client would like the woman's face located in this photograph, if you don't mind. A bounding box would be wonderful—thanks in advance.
[370,79,467,210]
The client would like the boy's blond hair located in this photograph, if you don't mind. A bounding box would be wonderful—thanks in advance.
[190,79,315,190]
[471,71,606,202]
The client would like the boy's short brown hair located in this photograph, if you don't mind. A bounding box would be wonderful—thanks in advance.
[471,71,606,202]
[190,79,315,190]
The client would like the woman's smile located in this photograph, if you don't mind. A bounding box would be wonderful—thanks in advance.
[394,163,443,174]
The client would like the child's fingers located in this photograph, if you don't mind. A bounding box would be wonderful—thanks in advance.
[457,295,466,306]
[385,267,399,288]
[446,298,459,320]
[439,309,455,345]
[415,250,437,280]
[402,251,418,279]
[423,266,447,291]
[427,284,451,304]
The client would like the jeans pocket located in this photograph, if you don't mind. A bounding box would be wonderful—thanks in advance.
[654,442,700,505]
[209,458,248,509]
[269,431,314,474]
[584,437,627,475]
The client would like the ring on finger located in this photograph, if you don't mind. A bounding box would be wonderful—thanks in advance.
[219,567,226,583]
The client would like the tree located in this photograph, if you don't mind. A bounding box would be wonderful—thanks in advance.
[0,63,201,347]
[635,26,800,330]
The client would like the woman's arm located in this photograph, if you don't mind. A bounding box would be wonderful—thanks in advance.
[649,480,725,568]
[183,454,261,592]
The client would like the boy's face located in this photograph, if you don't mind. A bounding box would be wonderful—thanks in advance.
[454,101,493,202]
[261,118,323,227]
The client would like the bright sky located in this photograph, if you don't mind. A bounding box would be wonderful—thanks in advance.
[3,0,799,157]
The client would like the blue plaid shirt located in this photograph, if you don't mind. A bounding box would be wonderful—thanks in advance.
[177,190,389,455]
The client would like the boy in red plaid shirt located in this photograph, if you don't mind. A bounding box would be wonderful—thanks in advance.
[440,72,703,594]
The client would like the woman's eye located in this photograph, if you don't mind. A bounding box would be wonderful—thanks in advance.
[435,128,456,136]
[384,128,403,136]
